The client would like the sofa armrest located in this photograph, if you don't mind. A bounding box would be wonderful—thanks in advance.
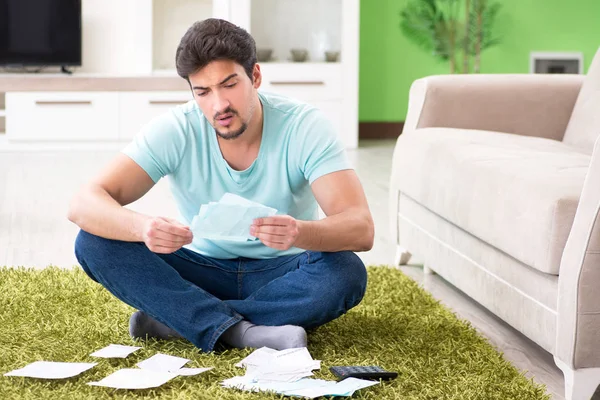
[556,136,600,368]
[404,74,584,141]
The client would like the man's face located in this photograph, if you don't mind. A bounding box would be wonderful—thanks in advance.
[189,60,261,140]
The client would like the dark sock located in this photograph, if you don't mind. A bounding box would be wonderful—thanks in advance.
[220,320,307,350]
[128,311,183,341]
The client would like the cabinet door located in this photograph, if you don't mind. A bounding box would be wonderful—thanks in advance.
[6,92,119,141]
[259,63,342,102]
[119,91,193,140]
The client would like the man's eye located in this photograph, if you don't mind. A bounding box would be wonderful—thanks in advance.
[197,92,207,97]
[225,83,237,88]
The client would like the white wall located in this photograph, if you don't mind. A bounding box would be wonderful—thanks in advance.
[80,0,217,74]
[80,0,151,74]
[152,0,212,71]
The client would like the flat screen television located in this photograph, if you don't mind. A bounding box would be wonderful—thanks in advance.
[0,0,82,67]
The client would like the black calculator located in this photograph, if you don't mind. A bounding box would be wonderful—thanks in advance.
[329,365,398,381]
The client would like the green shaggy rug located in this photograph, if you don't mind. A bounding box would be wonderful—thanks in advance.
[0,266,549,399]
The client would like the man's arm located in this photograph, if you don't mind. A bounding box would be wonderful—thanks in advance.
[251,170,374,252]
[67,153,192,253]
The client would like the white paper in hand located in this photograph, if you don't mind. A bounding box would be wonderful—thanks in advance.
[90,344,141,358]
[4,361,97,379]
[191,193,277,241]
[88,368,178,389]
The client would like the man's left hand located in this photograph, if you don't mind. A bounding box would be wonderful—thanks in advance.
[250,215,301,250]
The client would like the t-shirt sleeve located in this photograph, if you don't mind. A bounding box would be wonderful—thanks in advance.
[295,107,352,184]
[120,111,187,183]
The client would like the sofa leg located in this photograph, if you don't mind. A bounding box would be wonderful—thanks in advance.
[555,356,600,400]
[394,246,412,266]
[423,265,436,275]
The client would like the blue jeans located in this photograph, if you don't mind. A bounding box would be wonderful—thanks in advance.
[74,230,367,352]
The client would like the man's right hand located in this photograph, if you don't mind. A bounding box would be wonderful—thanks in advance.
[142,216,193,254]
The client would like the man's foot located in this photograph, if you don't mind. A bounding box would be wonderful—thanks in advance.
[129,311,184,340]
[220,320,307,350]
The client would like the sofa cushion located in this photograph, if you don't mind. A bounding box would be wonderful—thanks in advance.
[562,47,600,153]
[394,128,590,275]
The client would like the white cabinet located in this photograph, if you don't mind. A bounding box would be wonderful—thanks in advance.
[258,63,344,143]
[119,91,192,140]
[5,91,194,142]
[224,0,359,149]
[6,92,119,141]
[181,0,358,147]
[4,0,358,147]
[259,63,342,102]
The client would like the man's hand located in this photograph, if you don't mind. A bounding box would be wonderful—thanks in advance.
[142,216,193,254]
[251,215,301,250]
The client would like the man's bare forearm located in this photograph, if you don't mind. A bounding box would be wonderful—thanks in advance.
[67,184,150,242]
[295,209,374,252]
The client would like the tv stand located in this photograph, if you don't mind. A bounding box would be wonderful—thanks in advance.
[61,66,73,75]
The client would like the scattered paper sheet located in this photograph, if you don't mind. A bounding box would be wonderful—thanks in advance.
[174,367,213,376]
[235,346,278,368]
[87,368,178,389]
[286,377,380,398]
[244,347,320,382]
[136,353,189,373]
[222,376,332,393]
[191,193,277,241]
[90,344,141,359]
[4,361,97,379]
[223,347,380,398]
[333,377,380,395]
[222,376,379,398]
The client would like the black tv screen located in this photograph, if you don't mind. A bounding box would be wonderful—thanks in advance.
[0,0,82,66]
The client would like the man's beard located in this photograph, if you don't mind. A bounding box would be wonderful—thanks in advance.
[213,105,252,141]
[214,122,248,140]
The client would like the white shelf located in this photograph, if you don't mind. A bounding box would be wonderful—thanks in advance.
[0,110,6,117]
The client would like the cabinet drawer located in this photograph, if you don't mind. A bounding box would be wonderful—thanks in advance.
[6,92,119,141]
[119,91,193,140]
[259,63,342,102]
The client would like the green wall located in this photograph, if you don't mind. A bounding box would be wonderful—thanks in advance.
[359,0,600,122]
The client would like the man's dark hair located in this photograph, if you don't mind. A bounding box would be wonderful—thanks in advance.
[176,18,257,82]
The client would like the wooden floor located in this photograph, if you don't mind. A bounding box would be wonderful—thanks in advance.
[0,138,581,399]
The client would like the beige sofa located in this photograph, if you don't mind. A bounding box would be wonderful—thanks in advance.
[389,48,600,400]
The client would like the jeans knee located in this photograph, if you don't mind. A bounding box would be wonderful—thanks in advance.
[74,230,116,281]
[321,251,367,306]
[75,230,96,262]
[343,252,367,301]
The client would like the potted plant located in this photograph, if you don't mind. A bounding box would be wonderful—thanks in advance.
[400,0,501,73]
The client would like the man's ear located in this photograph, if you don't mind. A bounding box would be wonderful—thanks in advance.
[252,63,262,89]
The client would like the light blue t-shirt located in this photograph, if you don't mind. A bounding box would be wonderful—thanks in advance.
[122,91,351,259]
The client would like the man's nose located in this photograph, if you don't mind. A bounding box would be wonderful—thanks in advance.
[213,92,230,114]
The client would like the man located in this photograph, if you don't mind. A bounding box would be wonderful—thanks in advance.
[68,18,373,353]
